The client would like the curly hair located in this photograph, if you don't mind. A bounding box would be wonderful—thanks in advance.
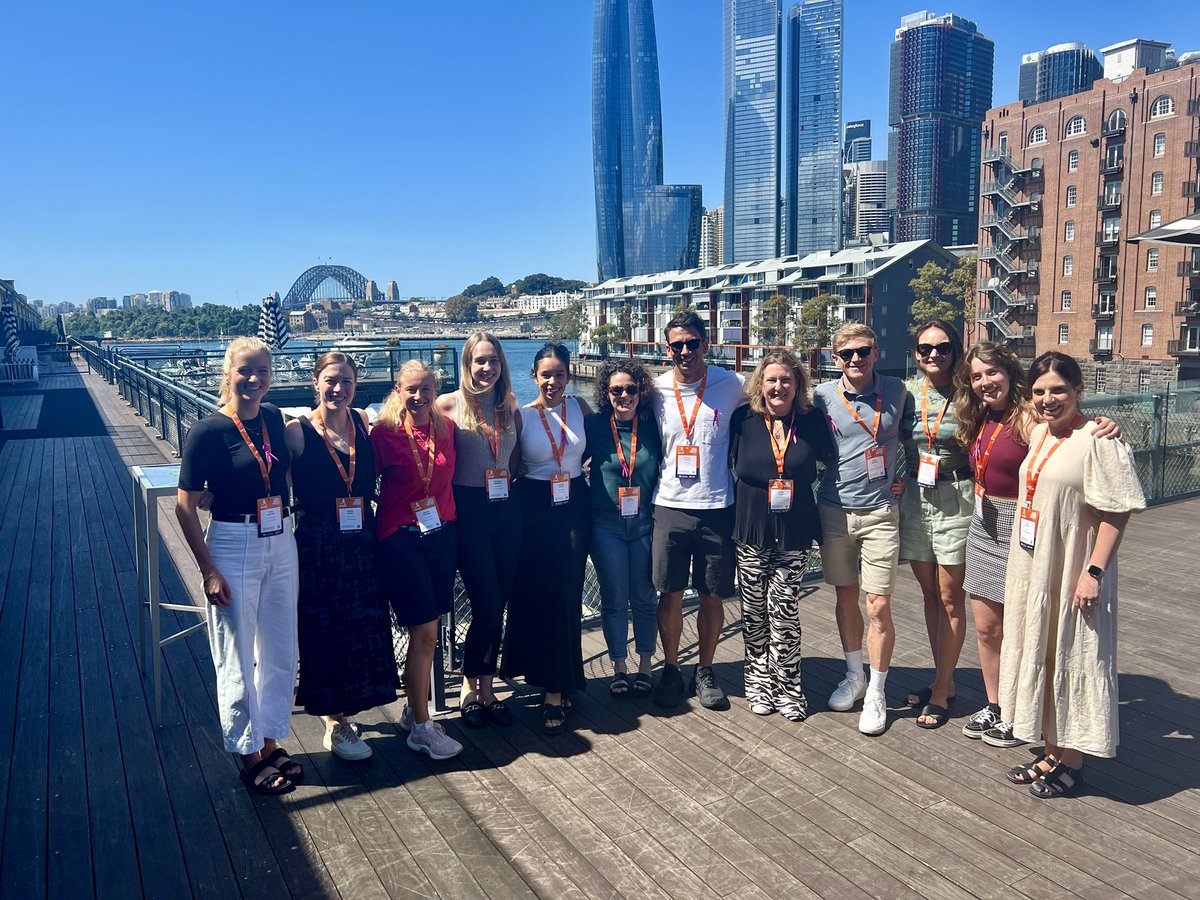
[954,341,1036,449]
[593,358,657,418]
[746,348,812,416]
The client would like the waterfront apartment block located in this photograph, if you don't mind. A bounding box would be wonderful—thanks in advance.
[978,61,1200,390]
[889,12,994,247]
[578,239,960,377]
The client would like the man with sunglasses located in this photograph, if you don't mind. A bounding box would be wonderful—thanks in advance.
[812,323,914,735]
[649,310,748,710]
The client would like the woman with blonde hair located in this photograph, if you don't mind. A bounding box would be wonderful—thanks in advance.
[371,359,462,759]
[176,336,301,795]
[436,332,523,727]
[729,348,832,721]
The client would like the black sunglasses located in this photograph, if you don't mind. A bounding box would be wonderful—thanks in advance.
[835,345,873,362]
[608,385,639,396]
[917,341,955,358]
[668,338,703,352]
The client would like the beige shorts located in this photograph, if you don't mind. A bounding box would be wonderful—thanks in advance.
[818,503,900,594]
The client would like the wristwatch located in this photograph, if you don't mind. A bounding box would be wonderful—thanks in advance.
[1086,564,1104,580]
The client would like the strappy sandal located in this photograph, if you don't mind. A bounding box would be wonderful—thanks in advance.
[460,700,487,728]
[240,758,294,796]
[542,703,565,735]
[1029,762,1085,799]
[609,672,631,697]
[916,703,950,730]
[484,699,512,726]
[1006,753,1052,785]
[263,747,303,784]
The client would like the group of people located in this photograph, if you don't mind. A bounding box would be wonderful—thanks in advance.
[175,310,1144,802]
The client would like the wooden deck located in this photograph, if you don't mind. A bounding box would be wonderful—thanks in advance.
[1,360,1198,899]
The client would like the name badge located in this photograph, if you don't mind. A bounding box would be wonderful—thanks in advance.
[768,478,794,513]
[618,485,641,518]
[974,482,985,519]
[864,445,887,482]
[1018,506,1039,550]
[486,467,510,501]
[917,451,940,488]
[257,495,284,538]
[411,497,443,533]
[336,496,364,533]
[550,471,571,505]
[676,444,700,478]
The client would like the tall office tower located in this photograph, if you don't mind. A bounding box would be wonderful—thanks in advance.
[785,0,843,256]
[700,207,726,267]
[888,11,994,245]
[844,119,871,163]
[593,0,703,281]
[847,161,891,240]
[1018,43,1102,104]
[724,0,782,263]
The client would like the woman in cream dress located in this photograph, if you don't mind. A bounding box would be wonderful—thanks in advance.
[999,352,1145,798]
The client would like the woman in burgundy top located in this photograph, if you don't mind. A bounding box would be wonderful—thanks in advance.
[371,359,462,760]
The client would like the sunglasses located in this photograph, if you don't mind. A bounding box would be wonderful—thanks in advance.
[608,385,639,397]
[917,341,955,358]
[835,346,873,362]
[668,338,703,352]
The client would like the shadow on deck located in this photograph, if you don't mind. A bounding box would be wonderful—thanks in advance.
[1,362,1198,899]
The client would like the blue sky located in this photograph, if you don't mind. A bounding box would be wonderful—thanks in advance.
[4,1,1198,306]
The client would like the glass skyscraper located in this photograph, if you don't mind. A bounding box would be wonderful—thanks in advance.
[723,0,781,264]
[1018,43,1103,105]
[888,11,994,246]
[844,119,871,164]
[593,0,702,281]
[785,0,842,257]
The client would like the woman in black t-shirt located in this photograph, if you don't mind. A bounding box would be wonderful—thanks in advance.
[729,349,832,722]
[176,337,300,796]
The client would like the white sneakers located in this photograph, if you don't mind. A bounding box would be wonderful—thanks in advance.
[858,691,887,736]
[397,705,463,760]
[828,674,867,711]
[324,721,373,760]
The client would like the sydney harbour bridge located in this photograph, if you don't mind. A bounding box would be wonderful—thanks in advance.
[280,264,372,309]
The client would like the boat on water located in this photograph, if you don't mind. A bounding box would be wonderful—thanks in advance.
[333,337,381,351]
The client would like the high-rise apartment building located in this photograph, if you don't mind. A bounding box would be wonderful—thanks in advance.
[889,11,994,246]
[785,0,843,257]
[844,161,892,243]
[844,120,871,163]
[1019,43,1103,105]
[978,61,1200,389]
[593,0,703,281]
[724,0,782,263]
[700,207,726,267]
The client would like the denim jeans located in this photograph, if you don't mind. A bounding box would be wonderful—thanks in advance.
[590,512,657,662]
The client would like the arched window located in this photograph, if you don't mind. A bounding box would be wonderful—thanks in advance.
[1067,149,1079,172]
[1153,133,1166,157]
[1028,124,1047,145]
[1107,109,1126,131]
[1066,185,1077,207]
[1149,209,1162,229]
[1152,172,1164,195]
[1151,95,1175,117]
[1145,288,1158,311]
[1065,116,1087,136]
[1062,256,1074,276]
[1064,220,1075,241]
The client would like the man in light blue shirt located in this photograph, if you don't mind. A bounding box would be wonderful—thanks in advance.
[812,324,914,736]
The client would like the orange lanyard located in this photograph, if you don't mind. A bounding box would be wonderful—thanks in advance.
[972,416,1006,486]
[316,409,356,496]
[921,379,950,451]
[403,417,436,498]
[763,414,794,476]
[838,387,883,443]
[1022,417,1081,506]
[609,415,638,482]
[479,407,503,464]
[227,406,273,494]
[673,369,708,444]
[537,400,570,468]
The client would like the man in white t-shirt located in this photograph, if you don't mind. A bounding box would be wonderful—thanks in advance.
[650,311,747,710]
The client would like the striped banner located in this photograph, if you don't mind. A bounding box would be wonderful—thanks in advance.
[256,291,290,350]
[1,294,20,361]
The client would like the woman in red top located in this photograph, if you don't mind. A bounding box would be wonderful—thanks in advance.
[371,359,462,760]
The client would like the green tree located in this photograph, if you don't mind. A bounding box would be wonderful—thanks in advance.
[795,293,836,353]
[755,293,792,347]
[462,275,505,298]
[509,273,589,296]
[443,294,480,322]
[908,255,978,334]
[548,299,587,344]
[590,323,624,357]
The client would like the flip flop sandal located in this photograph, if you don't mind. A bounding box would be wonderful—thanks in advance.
[460,700,487,728]
[484,699,512,726]
[908,687,956,709]
[240,758,293,796]
[916,703,950,729]
[632,673,653,694]
[542,703,565,735]
[263,748,303,784]
[610,673,631,696]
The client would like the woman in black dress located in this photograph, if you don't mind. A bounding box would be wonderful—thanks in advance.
[283,352,399,762]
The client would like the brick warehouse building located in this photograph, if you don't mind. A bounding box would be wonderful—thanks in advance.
[978,62,1200,391]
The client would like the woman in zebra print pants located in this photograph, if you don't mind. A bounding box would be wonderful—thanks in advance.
[729,350,833,721]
